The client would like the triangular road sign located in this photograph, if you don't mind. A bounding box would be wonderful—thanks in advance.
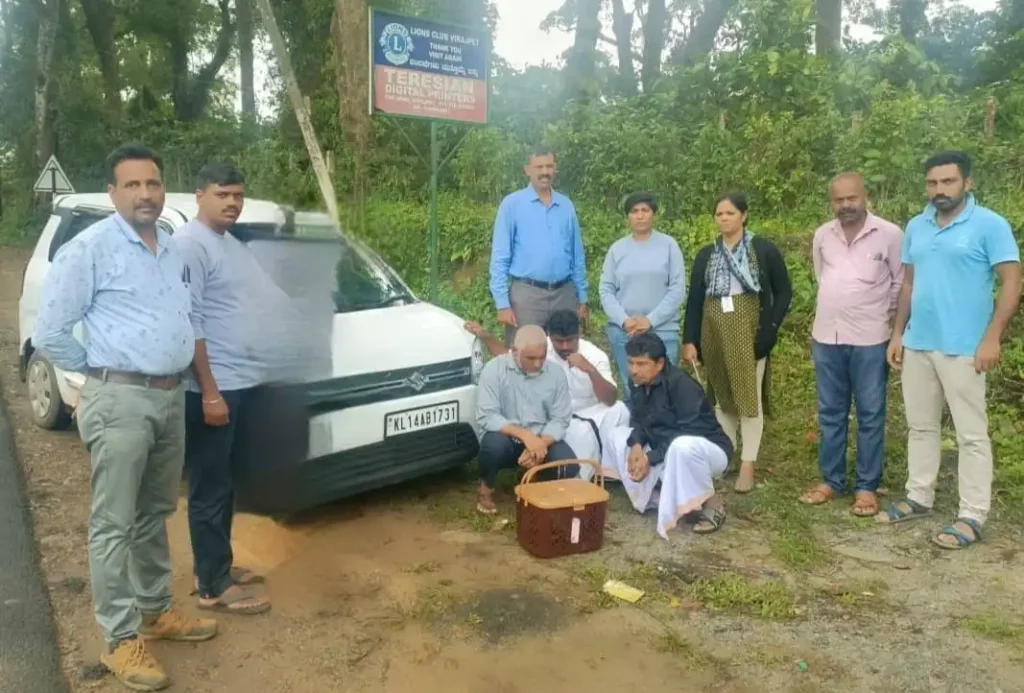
[33,155,75,195]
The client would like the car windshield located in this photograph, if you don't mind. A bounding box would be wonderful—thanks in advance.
[231,218,415,314]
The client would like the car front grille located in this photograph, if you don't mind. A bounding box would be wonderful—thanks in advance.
[306,358,472,414]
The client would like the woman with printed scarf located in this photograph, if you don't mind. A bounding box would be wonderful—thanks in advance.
[681,192,792,493]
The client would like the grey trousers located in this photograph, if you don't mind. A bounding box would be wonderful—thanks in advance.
[77,378,186,645]
[504,280,578,346]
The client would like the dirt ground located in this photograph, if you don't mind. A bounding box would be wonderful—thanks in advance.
[1,247,1023,693]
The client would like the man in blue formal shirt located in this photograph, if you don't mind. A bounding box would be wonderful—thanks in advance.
[33,144,217,691]
[489,148,588,345]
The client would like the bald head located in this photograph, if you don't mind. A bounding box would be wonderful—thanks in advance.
[513,325,547,349]
[512,325,548,374]
[830,172,868,228]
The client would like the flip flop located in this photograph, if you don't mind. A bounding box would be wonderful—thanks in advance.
[851,491,879,517]
[197,585,271,615]
[799,483,836,505]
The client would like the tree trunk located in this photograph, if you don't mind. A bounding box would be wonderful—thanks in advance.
[641,0,667,92]
[238,0,256,117]
[256,0,337,219]
[565,0,602,100]
[34,0,60,168]
[332,0,373,221]
[169,0,235,122]
[896,0,928,42]
[79,0,121,117]
[815,0,841,56]
[672,0,738,65]
[610,0,637,96]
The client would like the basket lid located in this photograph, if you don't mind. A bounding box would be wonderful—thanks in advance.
[514,478,610,510]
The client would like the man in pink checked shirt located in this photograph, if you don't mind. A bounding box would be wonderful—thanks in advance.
[799,173,904,517]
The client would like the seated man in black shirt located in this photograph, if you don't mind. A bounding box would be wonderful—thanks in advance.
[601,333,734,538]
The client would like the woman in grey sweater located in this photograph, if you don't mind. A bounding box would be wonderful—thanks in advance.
[599,192,686,394]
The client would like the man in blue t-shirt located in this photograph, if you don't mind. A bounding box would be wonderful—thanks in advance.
[881,151,1021,549]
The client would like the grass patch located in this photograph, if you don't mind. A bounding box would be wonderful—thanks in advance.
[651,631,720,670]
[410,584,458,621]
[959,613,1024,653]
[728,484,831,569]
[821,577,889,609]
[686,574,795,620]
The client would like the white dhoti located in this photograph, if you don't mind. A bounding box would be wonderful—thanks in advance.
[565,401,631,480]
[602,426,729,539]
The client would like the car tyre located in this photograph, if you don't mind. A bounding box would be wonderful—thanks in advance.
[26,352,73,430]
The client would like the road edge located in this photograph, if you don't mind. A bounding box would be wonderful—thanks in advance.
[0,389,71,692]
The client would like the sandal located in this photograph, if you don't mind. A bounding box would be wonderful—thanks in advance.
[198,584,271,615]
[932,518,983,550]
[476,487,497,515]
[876,498,931,524]
[191,566,265,595]
[693,506,727,534]
[851,491,879,517]
[799,483,836,506]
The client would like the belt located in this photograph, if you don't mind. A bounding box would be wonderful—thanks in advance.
[510,276,571,291]
[87,368,183,390]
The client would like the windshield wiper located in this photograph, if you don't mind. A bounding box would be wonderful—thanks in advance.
[376,292,415,307]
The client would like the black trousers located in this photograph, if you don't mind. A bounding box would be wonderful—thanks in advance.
[185,388,256,598]
[478,431,578,488]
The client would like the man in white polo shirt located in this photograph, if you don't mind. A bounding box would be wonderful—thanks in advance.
[466,310,630,475]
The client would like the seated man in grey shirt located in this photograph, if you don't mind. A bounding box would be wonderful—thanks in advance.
[475,325,578,514]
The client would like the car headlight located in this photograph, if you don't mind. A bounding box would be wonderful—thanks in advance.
[471,337,485,384]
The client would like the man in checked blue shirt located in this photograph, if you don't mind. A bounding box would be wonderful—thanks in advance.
[489,147,588,346]
[33,144,217,691]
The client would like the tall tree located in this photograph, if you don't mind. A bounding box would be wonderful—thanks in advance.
[641,0,668,91]
[137,0,236,122]
[671,0,738,65]
[565,0,602,100]
[34,0,59,167]
[895,0,928,41]
[815,0,841,56]
[79,0,121,117]
[332,0,373,206]
[238,0,256,118]
[610,0,637,96]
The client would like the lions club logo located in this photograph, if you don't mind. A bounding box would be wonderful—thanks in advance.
[379,22,414,66]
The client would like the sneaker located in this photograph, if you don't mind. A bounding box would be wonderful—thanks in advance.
[100,638,169,691]
[139,608,218,642]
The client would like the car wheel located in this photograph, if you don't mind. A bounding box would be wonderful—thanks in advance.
[26,352,73,430]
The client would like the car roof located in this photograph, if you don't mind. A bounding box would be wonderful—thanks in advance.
[53,193,288,226]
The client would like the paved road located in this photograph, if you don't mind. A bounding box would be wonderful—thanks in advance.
[0,395,69,692]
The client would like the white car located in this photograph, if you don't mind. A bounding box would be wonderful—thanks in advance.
[18,193,485,514]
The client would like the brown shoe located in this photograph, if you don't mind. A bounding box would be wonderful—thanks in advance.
[100,638,169,691]
[139,608,218,642]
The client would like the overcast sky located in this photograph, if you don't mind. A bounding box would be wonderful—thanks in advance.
[491,0,1000,69]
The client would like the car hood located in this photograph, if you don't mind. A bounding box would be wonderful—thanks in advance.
[330,302,472,377]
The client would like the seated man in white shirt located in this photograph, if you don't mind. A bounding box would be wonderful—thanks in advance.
[465,310,630,476]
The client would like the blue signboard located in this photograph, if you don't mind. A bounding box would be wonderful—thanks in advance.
[369,9,489,124]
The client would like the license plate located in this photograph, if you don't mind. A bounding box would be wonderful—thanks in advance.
[384,401,459,438]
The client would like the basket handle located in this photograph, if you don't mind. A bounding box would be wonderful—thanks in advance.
[520,458,604,488]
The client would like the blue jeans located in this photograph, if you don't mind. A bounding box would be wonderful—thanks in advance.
[812,341,888,493]
[607,326,679,396]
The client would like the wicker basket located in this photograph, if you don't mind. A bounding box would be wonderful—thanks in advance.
[514,459,609,559]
